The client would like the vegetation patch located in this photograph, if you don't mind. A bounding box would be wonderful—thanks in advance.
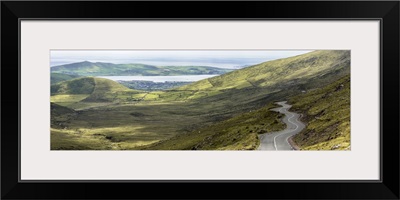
[51,73,81,85]
[142,103,285,150]
[289,75,350,150]
[51,77,96,95]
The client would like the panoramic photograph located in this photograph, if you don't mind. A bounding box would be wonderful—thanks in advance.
[50,50,350,150]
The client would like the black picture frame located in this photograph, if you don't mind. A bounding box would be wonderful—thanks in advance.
[1,1,399,199]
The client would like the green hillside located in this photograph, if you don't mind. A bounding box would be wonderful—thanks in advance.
[145,50,350,118]
[51,73,81,85]
[51,77,145,108]
[142,103,285,150]
[125,50,349,103]
[50,61,232,76]
[178,50,350,91]
[51,102,77,129]
[81,77,137,102]
[51,102,75,115]
[51,77,96,95]
[289,75,350,150]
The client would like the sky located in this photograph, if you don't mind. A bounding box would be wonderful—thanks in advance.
[50,50,312,69]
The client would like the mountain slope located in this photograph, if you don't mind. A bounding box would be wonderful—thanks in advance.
[82,77,138,102]
[131,50,351,128]
[51,77,96,95]
[51,102,75,116]
[51,77,143,104]
[289,74,350,150]
[51,73,81,85]
[51,102,77,129]
[51,61,232,76]
[178,50,350,91]
[149,50,350,119]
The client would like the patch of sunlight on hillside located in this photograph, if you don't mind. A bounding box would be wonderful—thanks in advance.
[187,90,223,100]
[51,126,164,150]
[178,79,214,90]
[51,94,89,103]
[143,92,164,100]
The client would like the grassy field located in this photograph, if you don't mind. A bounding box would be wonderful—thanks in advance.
[50,100,249,150]
[289,75,350,150]
[142,103,285,150]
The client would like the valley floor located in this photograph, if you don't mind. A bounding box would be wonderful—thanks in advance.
[51,100,216,150]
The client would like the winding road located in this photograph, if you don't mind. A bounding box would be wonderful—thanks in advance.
[257,101,305,151]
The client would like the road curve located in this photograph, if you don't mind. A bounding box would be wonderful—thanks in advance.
[257,101,305,151]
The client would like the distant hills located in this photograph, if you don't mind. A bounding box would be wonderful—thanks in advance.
[51,61,233,76]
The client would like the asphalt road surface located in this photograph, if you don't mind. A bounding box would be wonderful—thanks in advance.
[258,101,305,151]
